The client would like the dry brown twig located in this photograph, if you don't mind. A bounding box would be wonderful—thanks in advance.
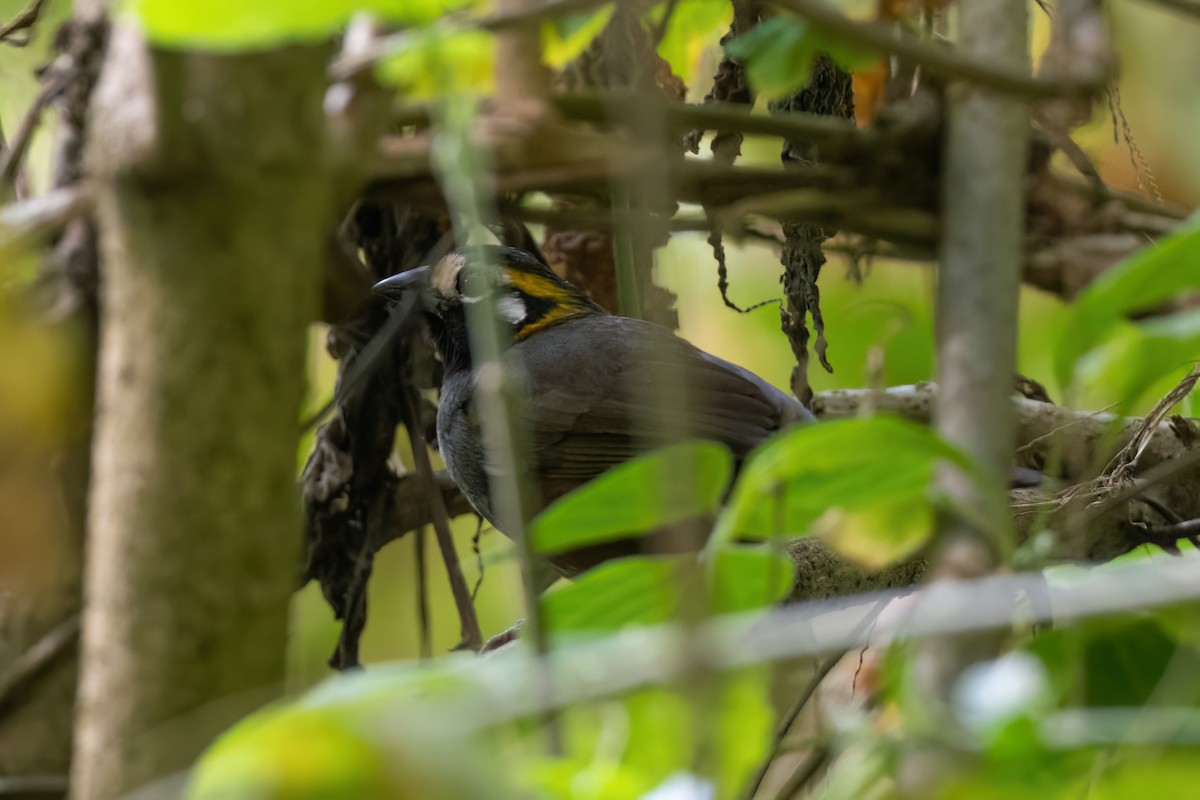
[0,0,49,47]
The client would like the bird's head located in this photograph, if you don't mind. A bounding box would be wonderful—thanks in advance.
[373,245,606,369]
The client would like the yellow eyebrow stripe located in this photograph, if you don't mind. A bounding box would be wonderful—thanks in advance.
[506,269,572,303]
[515,306,591,341]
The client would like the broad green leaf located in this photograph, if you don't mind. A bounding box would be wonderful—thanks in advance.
[376,28,495,98]
[128,0,486,48]
[1026,616,1185,708]
[127,0,356,49]
[652,0,733,83]
[530,441,733,557]
[709,546,795,614]
[189,708,394,800]
[542,5,614,69]
[711,415,994,565]
[724,15,880,100]
[541,556,685,633]
[1054,215,1200,389]
[811,495,933,569]
[1074,310,1200,409]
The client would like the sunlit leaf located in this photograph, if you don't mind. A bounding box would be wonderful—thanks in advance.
[724,15,880,100]
[541,556,685,633]
[376,28,495,98]
[711,415,995,566]
[127,0,354,49]
[652,0,732,84]
[811,495,934,569]
[542,5,614,69]
[530,441,733,557]
[709,545,794,613]
[1054,215,1200,390]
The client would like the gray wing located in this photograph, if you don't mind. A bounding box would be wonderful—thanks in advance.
[510,315,811,503]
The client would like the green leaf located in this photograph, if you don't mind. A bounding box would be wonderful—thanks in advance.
[530,441,733,557]
[652,0,733,83]
[811,495,934,569]
[542,5,614,69]
[709,545,795,614]
[1026,615,1186,708]
[1074,311,1200,409]
[376,28,495,98]
[712,414,994,565]
[724,15,879,100]
[1054,215,1200,389]
[127,0,355,50]
[541,556,685,633]
[715,668,775,799]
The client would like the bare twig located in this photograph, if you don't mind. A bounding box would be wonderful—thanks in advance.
[770,0,1105,98]
[0,0,49,46]
[0,185,92,253]
[1103,363,1200,482]
[400,388,483,651]
[0,80,59,188]
[742,652,843,800]
[0,614,80,716]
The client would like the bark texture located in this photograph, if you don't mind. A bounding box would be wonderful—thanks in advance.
[72,25,331,799]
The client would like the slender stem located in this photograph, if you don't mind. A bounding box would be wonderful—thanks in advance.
[919,0,1029,759]
[770,0,1103,98]
[400,387,483,651]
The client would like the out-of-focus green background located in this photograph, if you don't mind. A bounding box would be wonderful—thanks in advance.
[3,0,1198,692]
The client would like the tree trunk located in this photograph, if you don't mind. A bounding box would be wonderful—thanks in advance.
[72,23,330,799]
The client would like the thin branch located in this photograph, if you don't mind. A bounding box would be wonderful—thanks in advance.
[0,0,49,46]
[775,746,830,800]
[0,80,59,188]
[742,652,843,800]
[0,185,93,253]
[770,0,1105,98]
[401,389,483,652]
[0,614,80,716]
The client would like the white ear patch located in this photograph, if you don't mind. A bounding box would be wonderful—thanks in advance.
[498,295,527,326]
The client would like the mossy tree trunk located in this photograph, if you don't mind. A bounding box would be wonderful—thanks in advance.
[71,22,331,799]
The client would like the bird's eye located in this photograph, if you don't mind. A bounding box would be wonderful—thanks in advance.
[455,267,489,299]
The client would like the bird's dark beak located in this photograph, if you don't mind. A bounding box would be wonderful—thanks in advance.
[372,265,434,308]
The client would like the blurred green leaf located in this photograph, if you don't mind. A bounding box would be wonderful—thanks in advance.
[542,5,614,68]
[189,708,394,799]
[709,545,794,614]
[1054,216,1200,390]
[376,28,495,98]
[1027,615,1188,708]
[724,15,879,99]
[812,495,933,569]
[530,441,733,557]
[715,668,775,799]
[712,414,994,565]
[1074,311,1200,409]
[653,0,732,83]
[541,556,684,633]
[127,0,354,49]
[127,0,486,48]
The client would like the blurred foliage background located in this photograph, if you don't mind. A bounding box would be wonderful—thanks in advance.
[5,22,1200,800]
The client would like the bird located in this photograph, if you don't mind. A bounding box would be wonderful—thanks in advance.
[373,245,815,575]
